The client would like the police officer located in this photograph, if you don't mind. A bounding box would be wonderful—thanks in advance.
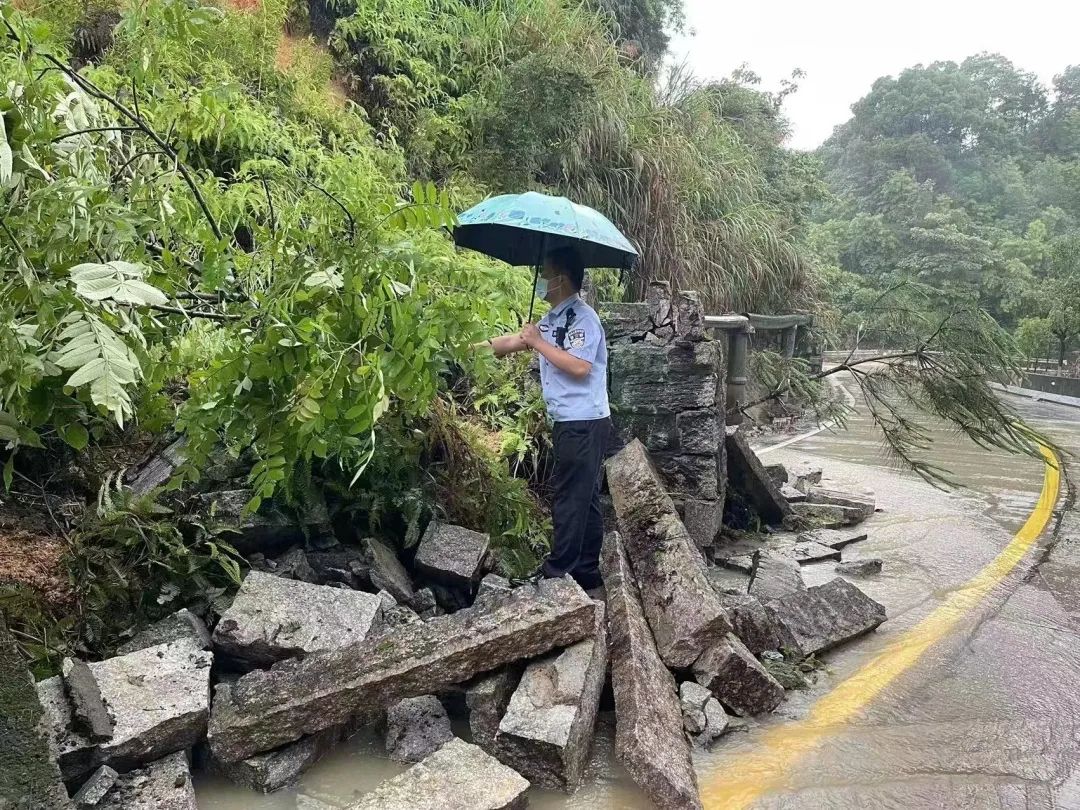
[480,246,610,589]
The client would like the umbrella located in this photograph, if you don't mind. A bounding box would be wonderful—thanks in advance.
[454,191,638,320]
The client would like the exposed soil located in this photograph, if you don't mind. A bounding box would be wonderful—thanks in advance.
[0,529,72,608]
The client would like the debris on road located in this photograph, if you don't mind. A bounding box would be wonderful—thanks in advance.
[766,577,887,658]
[493,611,607,790]
[679,681,730,747]
[601,532,703,810]
[836,558,884,576]
[347,738,530,810]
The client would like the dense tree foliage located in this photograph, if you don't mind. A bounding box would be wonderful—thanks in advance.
[814,54,1080,365]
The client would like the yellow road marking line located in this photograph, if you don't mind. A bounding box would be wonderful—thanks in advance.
[702,445,1061,809]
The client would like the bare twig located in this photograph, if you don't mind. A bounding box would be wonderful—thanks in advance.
[51,126,141,142]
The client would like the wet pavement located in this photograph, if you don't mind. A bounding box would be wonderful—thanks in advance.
[195,389,1080,810]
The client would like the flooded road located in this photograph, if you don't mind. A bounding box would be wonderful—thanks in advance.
[196,389,1080,809]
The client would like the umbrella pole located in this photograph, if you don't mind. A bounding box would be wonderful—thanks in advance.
[526,265,540,323]
[526,235,547,324]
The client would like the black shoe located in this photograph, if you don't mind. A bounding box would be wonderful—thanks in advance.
[573,572,603,590]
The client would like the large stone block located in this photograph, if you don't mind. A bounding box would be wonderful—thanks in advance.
[414,522,490,588]
[787,501,865,529]
[97,751,196,810]
[466,669,519,751]
[678,498,724,551]
[210,717,350,792]
[188,489,305,555]
[212,571,383,669]
[606,440,731,669]
[805,487,876,522]
[62,657,113,742]
[386,695,454,763]
[692,633,785,717]
[765,577,887,659]
[599,301,652,342]
[601,532,702,810]
[0,616,71,809]
[609,342,721,414]
[610,412,678,453]
[207,578,599,763]
[719,593,781,657]
[364,537,414,605]
[493,608,607,791]
[39,642,211,781]
[748,550,805,603]
[650,452,719,500]
[347,738,529,810]
[724,427,793,525]
[676,409,721,454]
[117,609,211,655]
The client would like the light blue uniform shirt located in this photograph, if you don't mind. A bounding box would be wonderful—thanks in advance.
[537,294,610,423]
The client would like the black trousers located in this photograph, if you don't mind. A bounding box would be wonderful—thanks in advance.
[543,417,611,584]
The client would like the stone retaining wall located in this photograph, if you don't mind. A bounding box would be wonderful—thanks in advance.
[601,283,726,551]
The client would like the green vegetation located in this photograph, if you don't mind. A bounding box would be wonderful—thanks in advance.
[0,0,822,667]
[811,55,1080,367]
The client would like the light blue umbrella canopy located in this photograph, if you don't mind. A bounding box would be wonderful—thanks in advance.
[453,191,638,270]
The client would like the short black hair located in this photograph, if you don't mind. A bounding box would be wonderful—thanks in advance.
[545,246,585,291]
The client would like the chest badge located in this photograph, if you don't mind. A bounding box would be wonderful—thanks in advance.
[567,328,587,349]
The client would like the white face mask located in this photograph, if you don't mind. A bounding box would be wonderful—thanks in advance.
[535,277,560,300]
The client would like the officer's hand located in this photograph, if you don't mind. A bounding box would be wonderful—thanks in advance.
[520,323,541,349]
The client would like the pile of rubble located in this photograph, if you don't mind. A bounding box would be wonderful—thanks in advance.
[7,423,887,809]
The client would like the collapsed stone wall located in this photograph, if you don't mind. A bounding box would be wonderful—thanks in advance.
[600,282,726,552]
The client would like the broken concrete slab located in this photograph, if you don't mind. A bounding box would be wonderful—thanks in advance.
[792,539,842,565]
[724,427,792,525]
[601,532,702,810]
[210,711,349,792]
[0,617,72,809]
[836,559,883,577]
[679,681,730,747]
[63,658,114,742]
[212,571,383,669]
[414,522,490,589]
[748,550,805,602]
[207,577,598,762]
[781,483,807,503]
[719,593,781,656]
[117,609,211,655]
[39,641,211,781]
[800,528,869,551]
[494,609,607,791]
[385,696,454,763]
[764,463,788,486]
[97,751,196,810]
[73,764,118,807]
[365,537,414,605]
[789,461,823,492]
[692,633,785,717]
[806,487,875,521]
[348,738,529,810]
[766,577,887,659]
[787,501,865,529]
[606,440,731,669]
[466,669,519,751]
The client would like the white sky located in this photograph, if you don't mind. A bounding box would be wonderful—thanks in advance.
[670,0,1080,151]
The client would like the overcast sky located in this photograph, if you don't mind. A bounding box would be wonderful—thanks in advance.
[669,0,1080,151]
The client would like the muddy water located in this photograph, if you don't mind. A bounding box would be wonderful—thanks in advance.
[196,388,1080,809]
